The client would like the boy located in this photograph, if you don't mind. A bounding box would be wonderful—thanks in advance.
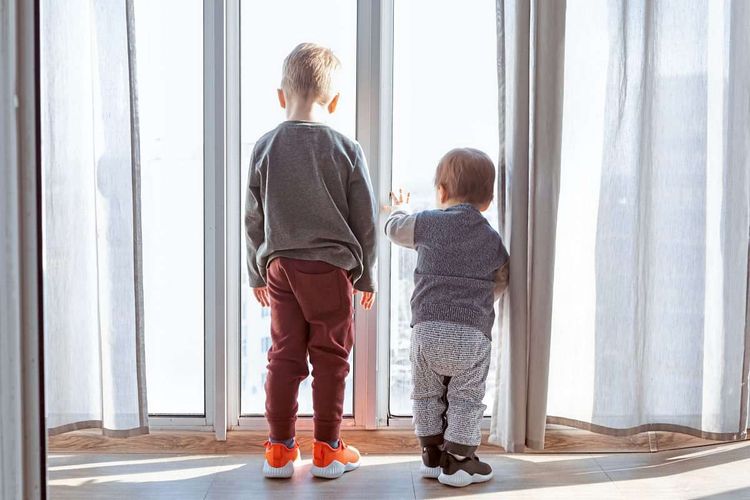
[245,43,377,480]
[385,148,509,488]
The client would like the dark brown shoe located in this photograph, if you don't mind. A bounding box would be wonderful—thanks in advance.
[438,452,493,487]
[420,445,442,478]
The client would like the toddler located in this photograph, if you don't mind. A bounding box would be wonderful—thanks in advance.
[385,148,509,488]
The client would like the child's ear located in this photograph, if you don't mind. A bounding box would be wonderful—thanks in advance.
[437,184,448,204]
[277,88,286,109]
[327,93,340,114]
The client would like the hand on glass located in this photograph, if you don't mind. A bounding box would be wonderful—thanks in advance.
[253,286,270,307]
[386,188,411,211]
[354,290,376,310]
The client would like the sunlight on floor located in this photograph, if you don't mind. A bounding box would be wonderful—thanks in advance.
[49,463,244,486]
[48,454,222,472]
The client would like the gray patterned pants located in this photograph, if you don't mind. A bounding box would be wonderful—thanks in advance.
[411,321,491,456]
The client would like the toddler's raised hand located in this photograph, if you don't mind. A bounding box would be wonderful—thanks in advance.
[387,188,410,211]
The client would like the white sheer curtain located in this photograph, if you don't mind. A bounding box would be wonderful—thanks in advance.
[547,0,750,440]
[41,0,149,437]
[492,0,750,451]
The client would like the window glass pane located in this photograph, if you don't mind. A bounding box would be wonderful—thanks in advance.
[136,0,205,415]
[389,0,500,416]
[545,0,609,422]
[239,0,357,416]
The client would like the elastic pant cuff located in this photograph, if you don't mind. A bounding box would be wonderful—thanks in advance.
[444,440,477,456]
[313,421,341,443]
[418,434,444,448]
[266,418,296,442]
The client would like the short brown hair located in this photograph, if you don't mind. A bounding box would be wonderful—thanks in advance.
[434,148,496,205]
[281,43,341,104]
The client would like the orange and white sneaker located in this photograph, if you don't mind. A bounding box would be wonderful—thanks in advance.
[262,440,301,478]
[311,439,361,479]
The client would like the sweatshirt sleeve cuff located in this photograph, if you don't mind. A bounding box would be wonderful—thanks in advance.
[248,276,267,288]
[353,275,376,293]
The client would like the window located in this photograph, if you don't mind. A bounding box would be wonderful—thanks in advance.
[238,0,357,416]
[134,0,505,428]
[136,0,205,415]
[39,0,509,435]
[388,0,501,416]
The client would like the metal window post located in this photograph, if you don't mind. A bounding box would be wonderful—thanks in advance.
[355,0,394,429]
[204,0,227,441]
[225,0,241,431]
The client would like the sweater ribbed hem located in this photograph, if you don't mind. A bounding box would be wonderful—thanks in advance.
[411,303,494,339]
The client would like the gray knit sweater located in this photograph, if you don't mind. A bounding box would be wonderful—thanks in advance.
[244,121,378,291]
[385,204,509,338]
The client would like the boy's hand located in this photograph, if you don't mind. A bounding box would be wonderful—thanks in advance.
[354,290,376,310]
[385,188,410,211]
[253,286,270,307]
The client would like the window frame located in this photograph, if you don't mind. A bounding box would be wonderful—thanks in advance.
[147,0,220,432]
[152,0,407,436]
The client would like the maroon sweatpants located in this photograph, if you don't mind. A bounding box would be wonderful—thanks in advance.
[265,257,354,442]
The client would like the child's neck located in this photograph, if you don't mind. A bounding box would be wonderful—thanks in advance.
[439,199,469,209]
[285,99,327,123]
[439,199,487,212]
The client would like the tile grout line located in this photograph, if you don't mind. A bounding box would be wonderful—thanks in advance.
[593,456,618,488]
[201,457,221,500]
[591,458,628,500]
[410,468,417,499]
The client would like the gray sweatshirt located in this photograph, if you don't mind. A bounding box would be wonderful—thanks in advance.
[244,121,378,292]
[385,204,509,338]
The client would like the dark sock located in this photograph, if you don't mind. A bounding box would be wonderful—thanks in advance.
[270,436,295,448]
[327,439,340,449]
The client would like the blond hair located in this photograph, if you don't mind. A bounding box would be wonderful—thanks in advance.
[434,148,496,205]
[281,43,341,104]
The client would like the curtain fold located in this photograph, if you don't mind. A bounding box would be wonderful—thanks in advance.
[728,0,750,439]
[490,0,567,452]
[42,0,148,437]
[1,0,24,492]
[2,0,45,496]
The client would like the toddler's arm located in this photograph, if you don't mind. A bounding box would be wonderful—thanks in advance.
[384,209,417,249]
[493,261,509,300]
[384,188,416,249]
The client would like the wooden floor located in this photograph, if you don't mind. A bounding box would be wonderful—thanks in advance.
[48,427,731,455]
[49,440,750,499]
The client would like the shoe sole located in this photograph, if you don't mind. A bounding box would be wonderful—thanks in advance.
[438,469,493,488]
[419,464,441,479]
[311,459,360,479]
[263,457,300,479]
